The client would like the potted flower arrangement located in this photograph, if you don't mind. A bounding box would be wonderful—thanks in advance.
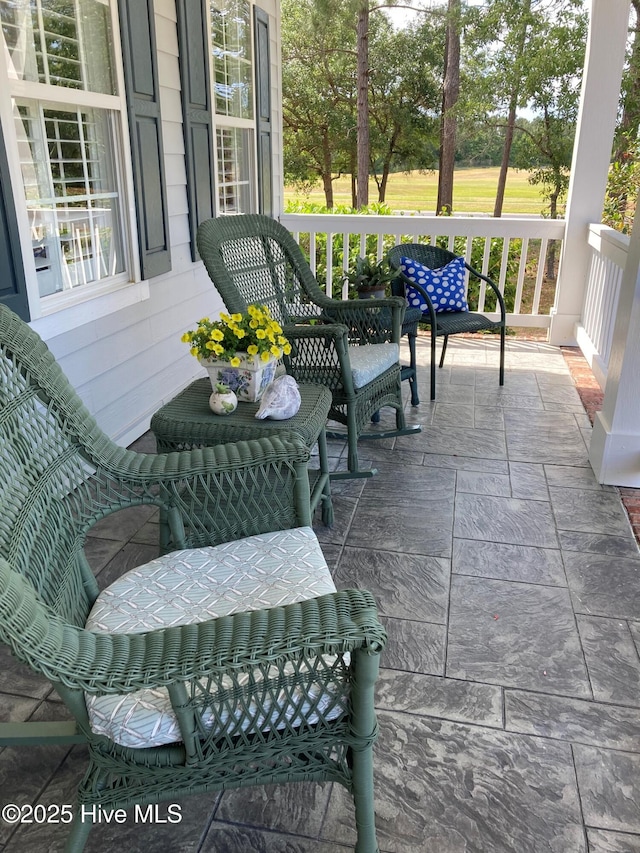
[181,304,291,402]
[344,255,394,299]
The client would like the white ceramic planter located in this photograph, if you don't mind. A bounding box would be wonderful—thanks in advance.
[200,353,278,402]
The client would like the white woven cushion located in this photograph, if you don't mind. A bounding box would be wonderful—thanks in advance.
[86,527,342,748]
[348,342,399,389]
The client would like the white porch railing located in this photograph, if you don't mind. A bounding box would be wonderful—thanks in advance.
[280,213,566,328]
[575,223,629,389]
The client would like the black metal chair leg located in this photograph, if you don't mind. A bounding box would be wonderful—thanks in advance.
[407,330,420,406]
[439,335,449,369]
[430,330,437,400]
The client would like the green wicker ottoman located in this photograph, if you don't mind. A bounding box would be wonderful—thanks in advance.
[151,379,333,526]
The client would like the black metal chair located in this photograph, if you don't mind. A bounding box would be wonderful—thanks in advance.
[388,243,506,400]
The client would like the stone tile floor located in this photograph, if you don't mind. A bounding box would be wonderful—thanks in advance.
[2,335,640,852]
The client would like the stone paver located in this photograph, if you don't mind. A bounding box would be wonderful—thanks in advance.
[1,335,639,853]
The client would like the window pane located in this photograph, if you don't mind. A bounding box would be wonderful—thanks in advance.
[216,126,253,214]
[15,100,126,296]
[1,0,116,94]
[211,0,252,119]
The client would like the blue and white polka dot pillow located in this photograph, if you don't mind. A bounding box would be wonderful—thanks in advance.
[400,255,469,314]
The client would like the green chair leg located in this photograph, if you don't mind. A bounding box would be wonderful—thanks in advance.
[352,743,380,853]
[350,649,381,853]
[65,811,93,853]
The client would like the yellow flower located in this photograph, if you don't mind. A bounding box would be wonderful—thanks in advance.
[283,343,292,355]
[247,344,258,356]
[256,328,266,339]
[270,345,282,358]
[260,350,272,362]
[234,328,246,338]
[230,356,241,367]
[181,332,192,343]
[205,341,217,350]
[212,343,224,355]
[219,312,230,323]
[249,319,259,329]
[211,328,224,341]
[190,347,198,357]
[231,313,242,323]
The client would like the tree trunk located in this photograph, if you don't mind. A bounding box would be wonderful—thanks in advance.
[378,171,388,203]
[494,98,517,218]
[378,127,399,202]
[356,3,370,209]
[437,0,460,215]
[322,172,334,209]
[322,133,334,208]
[546,182,560,279]
[494,0,532,218]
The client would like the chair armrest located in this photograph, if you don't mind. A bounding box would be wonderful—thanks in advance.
[318,296,405,344]
[465,264,507,318]
[282,322,357,396]
[395,271,438,330]
[0,566,386,693]
[84,435,313,549]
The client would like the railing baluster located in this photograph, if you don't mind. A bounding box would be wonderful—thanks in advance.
[532,238,548,315]
[309,231,316,275]
[514,237,529,314]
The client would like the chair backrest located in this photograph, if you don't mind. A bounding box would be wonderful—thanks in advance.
[197,214,327,324]
[387,243,459,288]
[0,305,113,627]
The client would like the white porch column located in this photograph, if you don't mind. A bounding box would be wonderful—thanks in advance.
[548,0,630,345]
[590,198,640,486]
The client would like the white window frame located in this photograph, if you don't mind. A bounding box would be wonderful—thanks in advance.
[209,0,259,216]
[0,0,146,335]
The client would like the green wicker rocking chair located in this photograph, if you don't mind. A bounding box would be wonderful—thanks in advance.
[388,243,506,400]
[0,304,387,852]
[196,214,421,479]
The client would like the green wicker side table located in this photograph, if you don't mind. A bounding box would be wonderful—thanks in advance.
[151,379,333,526]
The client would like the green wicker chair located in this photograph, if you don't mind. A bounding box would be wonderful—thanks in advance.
[196,214,421,479]
[387,243,506,400]
[0,304,387,853]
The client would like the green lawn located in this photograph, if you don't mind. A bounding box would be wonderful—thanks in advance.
[285,167,547,215]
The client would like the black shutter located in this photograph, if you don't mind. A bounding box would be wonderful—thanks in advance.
[177,0,216,261]
[119,0,171,279]
[0,128,29,319]
[254,7,273,217]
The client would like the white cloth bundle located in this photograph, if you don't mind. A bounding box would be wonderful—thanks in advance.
[255,375,302,420]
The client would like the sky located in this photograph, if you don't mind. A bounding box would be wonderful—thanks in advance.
[384,0,487,29]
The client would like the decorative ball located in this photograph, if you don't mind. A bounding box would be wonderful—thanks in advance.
[209,383,238,415]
